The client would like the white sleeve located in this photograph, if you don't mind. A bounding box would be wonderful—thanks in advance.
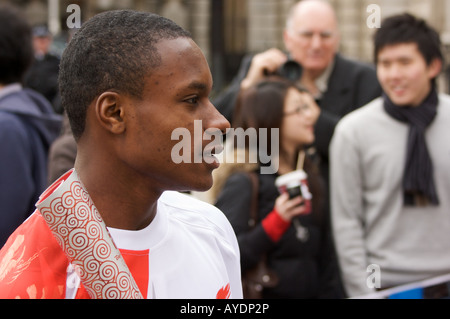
[330,120,375,297]
[170,191,243,298]
[212,207,243,299]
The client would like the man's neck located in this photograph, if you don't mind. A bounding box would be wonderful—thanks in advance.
[74,152,160,231]
[301,57,336,98]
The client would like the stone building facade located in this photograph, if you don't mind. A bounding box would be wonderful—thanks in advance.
[3,0,450,92]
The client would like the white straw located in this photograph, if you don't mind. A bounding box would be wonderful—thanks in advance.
[296,150,305,170]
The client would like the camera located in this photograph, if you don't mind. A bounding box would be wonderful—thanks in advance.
[264,60,303,82]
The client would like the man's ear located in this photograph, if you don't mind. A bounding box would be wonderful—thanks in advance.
[95,91,126,135]
[283,29,294,53]
[428,58,443,80]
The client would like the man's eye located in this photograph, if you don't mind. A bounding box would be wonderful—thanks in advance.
[300,31,314,38]
[185,96,199,104]
[320,32,333,39]
[399,59,411,66]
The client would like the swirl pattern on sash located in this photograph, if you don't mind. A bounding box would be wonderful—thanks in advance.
[37,171,143,299]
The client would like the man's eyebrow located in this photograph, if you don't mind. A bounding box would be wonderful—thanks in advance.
[378,55,410,63]
[188,81,206,90]
[187,81,213,92]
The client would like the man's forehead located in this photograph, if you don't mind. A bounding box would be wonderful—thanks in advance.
[187,81,210,91]
[291,2,337,28]
[377,43,420,60]
[156,37,197,55]
[143,41,212,93]
[154,38,205,69]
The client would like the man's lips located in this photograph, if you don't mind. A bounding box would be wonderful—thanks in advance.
[388,83,407,94]
[197,143,223,168]
[203,143,223,156]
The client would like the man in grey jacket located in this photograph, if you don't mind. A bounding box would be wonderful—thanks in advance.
[330,13,450,298]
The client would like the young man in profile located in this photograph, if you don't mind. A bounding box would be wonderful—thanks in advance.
[330,13,450,298]
[0,9,242,299]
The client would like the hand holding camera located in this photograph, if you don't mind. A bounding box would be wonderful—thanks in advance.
[241,48,302,90]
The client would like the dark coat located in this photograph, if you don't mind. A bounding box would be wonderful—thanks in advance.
[0,86,62,247]
[47,113,77,185]
[215,171,344,298]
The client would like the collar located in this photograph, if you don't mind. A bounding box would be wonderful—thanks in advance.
[314,57,335,99]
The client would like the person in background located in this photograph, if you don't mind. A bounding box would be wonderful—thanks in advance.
[46,113,77,185]
[330,13,450,298]
[0,4,62,248]
[213,77,344,298]
[24,25,62,114]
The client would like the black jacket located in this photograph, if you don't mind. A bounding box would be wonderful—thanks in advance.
[0,87,62,246]
[215,171,344,299]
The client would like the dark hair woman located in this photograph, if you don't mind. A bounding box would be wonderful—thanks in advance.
[212,76,344,298]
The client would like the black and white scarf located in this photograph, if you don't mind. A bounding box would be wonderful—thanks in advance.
[383,88,440,206]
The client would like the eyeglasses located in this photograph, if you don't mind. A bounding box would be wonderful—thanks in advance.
[298,30,335,40]
[284,103,313,117]
[288,29,336,42]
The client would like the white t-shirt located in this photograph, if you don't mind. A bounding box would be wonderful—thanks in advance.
[107,191,243,299]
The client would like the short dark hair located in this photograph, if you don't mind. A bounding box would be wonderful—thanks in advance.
[0,4,34,85]
[374,13,443,66]
[59,10,192,141]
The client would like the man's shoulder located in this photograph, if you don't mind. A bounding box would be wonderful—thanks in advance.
[438,93,450,107]
[0,111,26,136]
[0,211,65,263]
[436,93,450,121]
[329,54,380,101]
[159,191,234,238]
[340,97,383,123]
[335,54,376,73]
[160,191,228,222]
[0,212,68,299]
[0,108,22,124]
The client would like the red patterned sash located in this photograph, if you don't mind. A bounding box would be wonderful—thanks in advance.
[36,169,143,299]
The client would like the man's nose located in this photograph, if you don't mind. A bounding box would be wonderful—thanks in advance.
[205,102,230,135]
[386,64,404,80]
[310,33,323,48]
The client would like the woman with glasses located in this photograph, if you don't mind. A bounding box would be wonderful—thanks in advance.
[211,76,344,298]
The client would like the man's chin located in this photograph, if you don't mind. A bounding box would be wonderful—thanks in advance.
[190,181,214,193]
[174,176,214,193]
